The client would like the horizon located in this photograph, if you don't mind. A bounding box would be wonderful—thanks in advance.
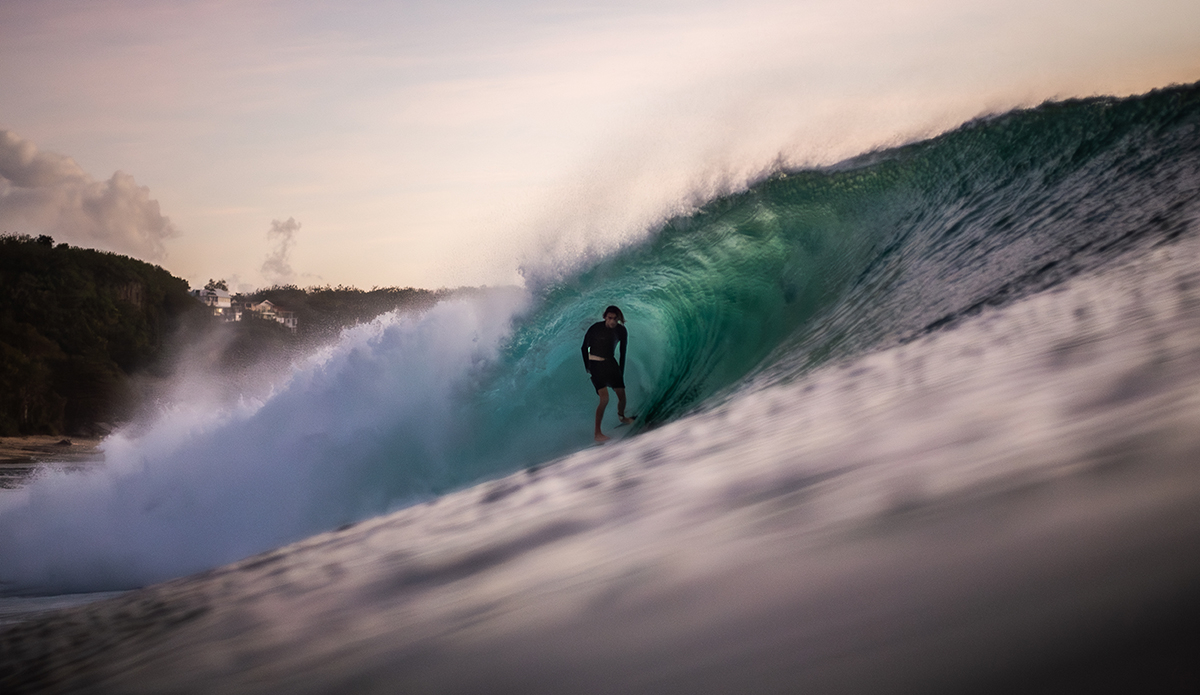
[2,0,1198,292]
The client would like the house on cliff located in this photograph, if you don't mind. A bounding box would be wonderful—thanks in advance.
[189,290,298,334]
[240,299,298,334]
[189,288,240,322]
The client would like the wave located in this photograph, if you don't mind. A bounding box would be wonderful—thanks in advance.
[504,82,1200,420]
[2,82,1199,594]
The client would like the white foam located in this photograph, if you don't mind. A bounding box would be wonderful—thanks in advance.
[0,288,529,593]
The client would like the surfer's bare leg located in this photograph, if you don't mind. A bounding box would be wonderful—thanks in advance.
[616,388,634,424]
[595,388,610,442]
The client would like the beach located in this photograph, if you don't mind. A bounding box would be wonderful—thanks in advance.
[0,437,104,490]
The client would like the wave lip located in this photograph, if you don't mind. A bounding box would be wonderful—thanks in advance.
[513,81,1200,423]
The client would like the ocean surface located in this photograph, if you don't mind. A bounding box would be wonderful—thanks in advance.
[3,83,1200,692]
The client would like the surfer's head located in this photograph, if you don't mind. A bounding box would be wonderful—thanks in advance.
[604,305,624,327]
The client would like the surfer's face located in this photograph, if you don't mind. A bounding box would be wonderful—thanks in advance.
[604,313,618,328]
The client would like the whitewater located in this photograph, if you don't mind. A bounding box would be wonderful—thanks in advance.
[3,83,1200,692]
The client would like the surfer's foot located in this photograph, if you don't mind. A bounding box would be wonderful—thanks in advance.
[595,433,610,442]
[619,415,635,425]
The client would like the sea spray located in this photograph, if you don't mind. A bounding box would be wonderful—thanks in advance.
[0,289,528,593]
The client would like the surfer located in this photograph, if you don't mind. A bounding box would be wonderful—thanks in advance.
[582,305,635,442]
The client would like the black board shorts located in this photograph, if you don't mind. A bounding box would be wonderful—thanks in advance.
[589,359,625,391]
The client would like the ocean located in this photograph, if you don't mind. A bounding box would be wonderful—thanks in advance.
[2,82,1200,692]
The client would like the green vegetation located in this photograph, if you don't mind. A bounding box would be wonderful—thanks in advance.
[0,234,202,435]
[1,235,458,436]
[239,284,443,342]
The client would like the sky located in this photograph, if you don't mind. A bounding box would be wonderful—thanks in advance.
[1,0,1198,291]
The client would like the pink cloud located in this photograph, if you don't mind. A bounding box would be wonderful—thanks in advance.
[0,130,178,260]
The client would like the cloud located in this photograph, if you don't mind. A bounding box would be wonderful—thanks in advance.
[0,130,177,260]
[261,217,300,284]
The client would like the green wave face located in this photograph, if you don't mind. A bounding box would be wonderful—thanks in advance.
[346,82,1200,504]
[475,83,1200,460]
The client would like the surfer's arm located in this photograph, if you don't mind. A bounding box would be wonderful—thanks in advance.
[582,333,591,372]
[618,326,627,373]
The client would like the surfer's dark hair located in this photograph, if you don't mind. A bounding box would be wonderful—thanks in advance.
[603,305,625,323]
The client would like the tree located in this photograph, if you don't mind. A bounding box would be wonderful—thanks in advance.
[205,278,229,291]
[0,234,201,434]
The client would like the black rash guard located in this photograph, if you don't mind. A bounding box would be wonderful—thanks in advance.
[581,321,627,373]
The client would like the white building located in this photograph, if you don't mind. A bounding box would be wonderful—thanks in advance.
[242,299,298,333]
[189,288,239,321]
[190,290,298,332]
